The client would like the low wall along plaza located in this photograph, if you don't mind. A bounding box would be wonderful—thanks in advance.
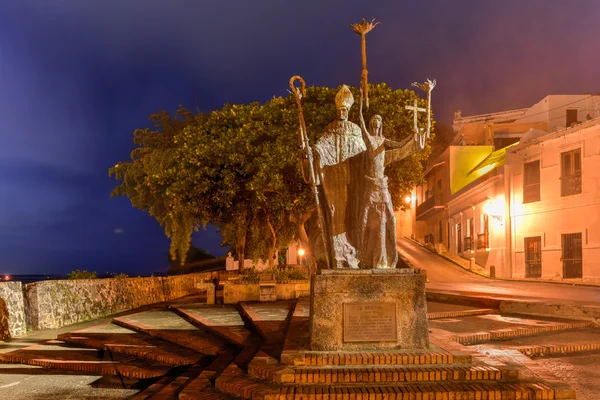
[24,273,210,330]
[0,282,26,338]
[221,280,310,304]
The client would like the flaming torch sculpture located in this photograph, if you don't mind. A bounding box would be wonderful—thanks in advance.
[350,18,380,109]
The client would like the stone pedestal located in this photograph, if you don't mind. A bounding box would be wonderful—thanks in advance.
[309,269,429,351]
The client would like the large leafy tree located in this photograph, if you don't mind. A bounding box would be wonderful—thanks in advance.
[109,83,434,270]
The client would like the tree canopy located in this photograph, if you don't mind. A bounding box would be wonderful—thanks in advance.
[109,83,435,268]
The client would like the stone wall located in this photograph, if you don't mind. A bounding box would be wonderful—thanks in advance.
[222,280,310,304]
[24,273,210,330]
[0,282,26,338]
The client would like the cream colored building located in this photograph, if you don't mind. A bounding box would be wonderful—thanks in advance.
[413,94,600,282]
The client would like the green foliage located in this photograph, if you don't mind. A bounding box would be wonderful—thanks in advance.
[167,256,226,275]
[110,83,434,266]
[113,273,129,279]
[239,268,261,283]
[169,245,214,268]
[67,270,97,280]
[239,266,308,283]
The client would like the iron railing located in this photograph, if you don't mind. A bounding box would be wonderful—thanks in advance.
[561,174,582,197]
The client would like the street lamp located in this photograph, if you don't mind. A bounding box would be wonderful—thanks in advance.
[298,248,305,265]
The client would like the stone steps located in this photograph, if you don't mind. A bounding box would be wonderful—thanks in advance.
[249,363,519,384]
[0,340,172,380]
[216,363,574,400]
[238,301,294,343]
[112,310,229,356]
[300,350,472,366]
[451,320,593,345]
[427,308,498,320]
[57,322,205,366]
[142,362,207,400]
[170,304,257,348]
[129,374,177,399]
[179,352,237,399]
[129,350,236,399]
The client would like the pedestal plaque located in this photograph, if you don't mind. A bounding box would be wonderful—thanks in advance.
[343,302,397,342]
[309,269,429,351]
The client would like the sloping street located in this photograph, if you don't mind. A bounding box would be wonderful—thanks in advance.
[398,237,600,304]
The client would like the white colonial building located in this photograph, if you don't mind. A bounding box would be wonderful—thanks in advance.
[413,94,600,282]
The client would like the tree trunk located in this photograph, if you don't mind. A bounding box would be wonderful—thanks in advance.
[266,213,277,268]
[236,225,247,272]
[295,210,318,275]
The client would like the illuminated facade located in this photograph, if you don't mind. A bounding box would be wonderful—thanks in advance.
[413,94,600,281]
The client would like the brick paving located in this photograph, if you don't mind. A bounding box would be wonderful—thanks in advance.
[0,340,172,379]
[171,304,256,348]
[0,294,590,399]
[113,310,228,355]
[57,322,206,366]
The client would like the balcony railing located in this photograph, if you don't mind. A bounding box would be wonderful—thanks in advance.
[561,174,581,196]
[415,194,443,220]
[463,237,473,252]
[476,233,489,250]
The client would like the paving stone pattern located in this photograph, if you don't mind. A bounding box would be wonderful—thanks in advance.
[0,295,591,399]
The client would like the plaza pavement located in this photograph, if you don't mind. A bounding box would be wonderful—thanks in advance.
[0,244,598,398]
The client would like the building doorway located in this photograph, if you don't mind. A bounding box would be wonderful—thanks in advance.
[561,233,582,278]
[524,236,542,278]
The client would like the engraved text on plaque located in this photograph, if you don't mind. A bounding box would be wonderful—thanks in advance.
[343,302,397,342]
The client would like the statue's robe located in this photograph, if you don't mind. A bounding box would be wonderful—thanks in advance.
[313,120,366,269]
[358,137,417,269]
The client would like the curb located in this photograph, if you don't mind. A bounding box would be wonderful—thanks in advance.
[426,289,600,321]
[403,237,490,279]
[405,236,600,288]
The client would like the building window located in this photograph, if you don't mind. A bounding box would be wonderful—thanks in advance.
[560,149,582,196]
[566,109,578,127]
[477,214,489,249]
[524,236,542,278]
[561,233,582,278]
[523,160,540,203]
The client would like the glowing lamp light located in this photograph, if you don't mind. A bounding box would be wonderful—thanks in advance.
[297,248,306,266]
[404,195,411,204]
[484,198,504,225]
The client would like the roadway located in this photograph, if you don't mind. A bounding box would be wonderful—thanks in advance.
[397,237,600,305]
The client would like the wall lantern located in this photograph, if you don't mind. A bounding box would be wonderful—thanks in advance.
[484,198,504,225]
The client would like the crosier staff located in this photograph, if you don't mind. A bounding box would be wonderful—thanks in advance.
[289,76,332,269]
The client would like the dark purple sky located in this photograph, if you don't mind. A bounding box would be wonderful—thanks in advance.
[1,1,598,275]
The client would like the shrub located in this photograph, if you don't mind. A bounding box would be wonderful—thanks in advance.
[239,266,307,282]
[239,268,261,283]
[113,273,128,279]
[67,270,97,280]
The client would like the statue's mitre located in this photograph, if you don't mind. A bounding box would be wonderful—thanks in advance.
[335,85,354,109]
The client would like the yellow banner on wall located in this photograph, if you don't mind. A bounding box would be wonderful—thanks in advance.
[449,143,518,194]
[449,146,493,194]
